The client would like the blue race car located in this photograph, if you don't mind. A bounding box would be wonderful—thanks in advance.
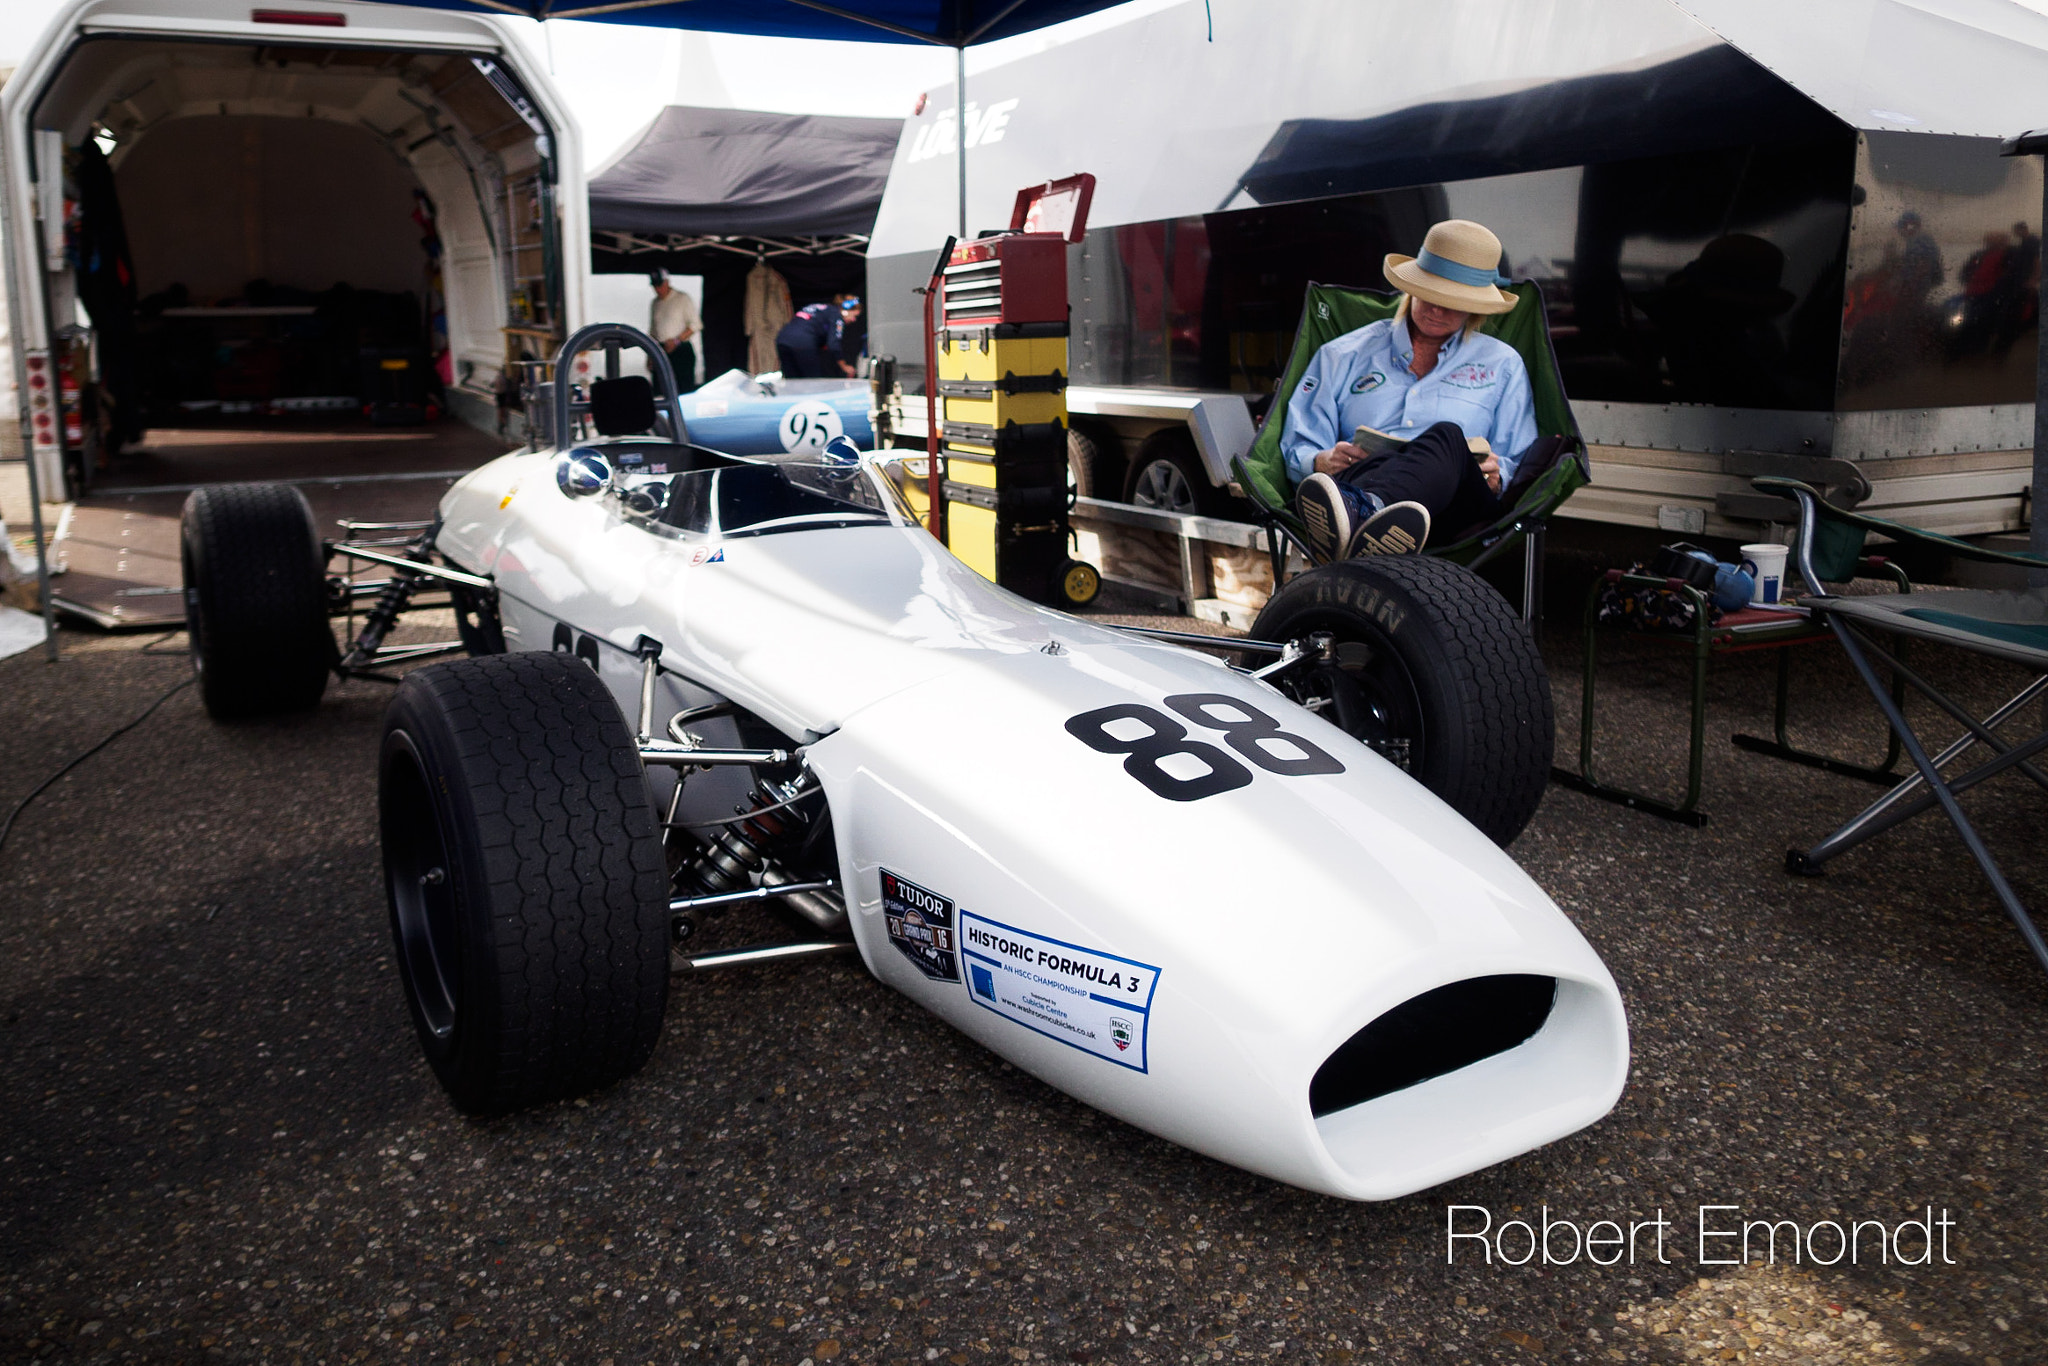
[675,370,873,455]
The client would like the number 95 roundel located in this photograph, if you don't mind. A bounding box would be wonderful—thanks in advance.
[1064,693,1344,802]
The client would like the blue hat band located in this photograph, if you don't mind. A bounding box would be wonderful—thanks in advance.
[1415,247,1509,289]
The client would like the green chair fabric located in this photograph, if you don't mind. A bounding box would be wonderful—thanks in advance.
[1753,476,2048,583]
[1232,281,1590,567]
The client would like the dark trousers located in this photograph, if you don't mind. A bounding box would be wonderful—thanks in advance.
[665,341,698,392]
[1338,420,1501,534]
[776,342,834,378]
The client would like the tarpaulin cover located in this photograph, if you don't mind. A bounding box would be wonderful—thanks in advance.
[590,107,902,237]
[362,0,1131,46]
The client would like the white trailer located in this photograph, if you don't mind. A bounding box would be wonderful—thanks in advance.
[3,0,590,501]
[868,0,2048,611]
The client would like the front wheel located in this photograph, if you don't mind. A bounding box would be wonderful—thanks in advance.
[380,651,671,1115]
[1251,555,1553,846]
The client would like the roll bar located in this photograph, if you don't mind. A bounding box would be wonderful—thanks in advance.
[540,322,688,449]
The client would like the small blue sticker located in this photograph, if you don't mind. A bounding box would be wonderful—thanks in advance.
[1299,376,1317,394]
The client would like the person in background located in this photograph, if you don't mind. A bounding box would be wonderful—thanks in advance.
[775,297,861,378]
[835,292,868,374]
[649,269,700,392]
[1283,219,1536,558]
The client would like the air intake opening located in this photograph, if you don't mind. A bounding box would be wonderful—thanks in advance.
[1309,974,1556,1117]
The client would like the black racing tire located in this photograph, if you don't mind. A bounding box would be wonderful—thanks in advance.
[1251,555,1553,846]
[180,482,334,720]
[379,651,671,1115]
[1123,428,1225,516]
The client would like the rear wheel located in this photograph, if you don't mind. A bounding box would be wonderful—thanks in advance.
[180,482,333,719]
[1123,429,1223,516]
[1251,555,1553,846]
[380,651,671,1115]
[1067,426,1098,502]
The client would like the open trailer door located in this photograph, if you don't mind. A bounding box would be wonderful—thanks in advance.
[3,0,588,505]
[1,0,588,623]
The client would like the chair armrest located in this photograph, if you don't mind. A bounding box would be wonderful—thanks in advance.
[1754,476,2048,575]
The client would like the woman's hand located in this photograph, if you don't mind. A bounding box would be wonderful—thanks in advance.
[1466,437,1503,494]
[1313,441,1366,475]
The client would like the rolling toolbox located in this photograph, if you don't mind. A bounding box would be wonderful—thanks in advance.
[932,175,1100,608]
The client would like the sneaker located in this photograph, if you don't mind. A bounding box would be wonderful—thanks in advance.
[1348,500,1430,556]
[1295,472,1354,560]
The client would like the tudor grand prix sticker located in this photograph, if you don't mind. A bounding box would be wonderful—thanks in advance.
[882,869,958,981]
[959,912,1160,1072]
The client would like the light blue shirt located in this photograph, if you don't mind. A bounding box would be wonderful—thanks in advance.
[1280,318,1538,489]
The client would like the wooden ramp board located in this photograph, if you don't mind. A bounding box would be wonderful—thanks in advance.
[50,419,510,629]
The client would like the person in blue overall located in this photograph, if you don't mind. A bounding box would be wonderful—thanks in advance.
[1283,220,1537,558]
[775,297,861,378]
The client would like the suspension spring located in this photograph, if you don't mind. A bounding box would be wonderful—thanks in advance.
[342,572,419,668]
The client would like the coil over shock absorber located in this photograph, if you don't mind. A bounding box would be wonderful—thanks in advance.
[340,571,417,669]
[679,772,845,935]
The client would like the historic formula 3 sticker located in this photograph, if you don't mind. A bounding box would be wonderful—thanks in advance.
[882,869,958,982]
[958,912,1160,1072]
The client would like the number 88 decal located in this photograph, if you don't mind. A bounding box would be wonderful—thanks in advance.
[1063,693,1344,802]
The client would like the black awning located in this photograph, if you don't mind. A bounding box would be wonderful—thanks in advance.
[589,106,904,239]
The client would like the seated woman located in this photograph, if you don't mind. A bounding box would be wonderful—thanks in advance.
[1282,219,1536,558]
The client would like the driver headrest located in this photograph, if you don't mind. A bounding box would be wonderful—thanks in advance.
[590,375,655,436]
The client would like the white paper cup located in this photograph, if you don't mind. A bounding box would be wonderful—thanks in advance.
[1741,543,1788,605]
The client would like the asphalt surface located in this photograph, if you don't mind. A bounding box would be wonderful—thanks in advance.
[0,595,2043,1365]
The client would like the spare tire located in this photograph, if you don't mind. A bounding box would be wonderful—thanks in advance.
[1250,555,1552,846]
[180,482,334,720]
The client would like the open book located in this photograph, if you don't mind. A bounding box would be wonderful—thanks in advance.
[1351,425,1411,457]
[1354,425,1494,462]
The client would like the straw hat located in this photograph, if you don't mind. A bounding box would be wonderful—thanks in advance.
[1384,220,1514,315]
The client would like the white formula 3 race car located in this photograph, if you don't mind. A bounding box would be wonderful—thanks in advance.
[179,325,1627,1201]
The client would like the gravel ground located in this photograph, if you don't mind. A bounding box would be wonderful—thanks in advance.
[0,597,2042,1366]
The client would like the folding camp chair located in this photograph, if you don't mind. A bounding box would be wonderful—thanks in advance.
[1230,282,1591,619]
[1766,477,2048,978]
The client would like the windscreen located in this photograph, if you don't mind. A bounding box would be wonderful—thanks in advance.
[615,454,920,539]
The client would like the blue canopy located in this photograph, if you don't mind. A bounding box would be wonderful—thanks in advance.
[371,0,1132,46]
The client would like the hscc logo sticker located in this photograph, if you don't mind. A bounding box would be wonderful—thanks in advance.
[882,869,958,982]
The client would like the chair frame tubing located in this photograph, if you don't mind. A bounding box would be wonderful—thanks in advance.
[1793,615,2048,977]
[1552,567,1906,826]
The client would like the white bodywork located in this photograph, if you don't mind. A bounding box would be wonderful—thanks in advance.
[435,447,1628,1201]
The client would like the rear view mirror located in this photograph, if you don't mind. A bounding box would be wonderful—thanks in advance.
[557,449,615,498]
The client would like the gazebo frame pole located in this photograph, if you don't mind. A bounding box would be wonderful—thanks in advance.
[955,44,967,238]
